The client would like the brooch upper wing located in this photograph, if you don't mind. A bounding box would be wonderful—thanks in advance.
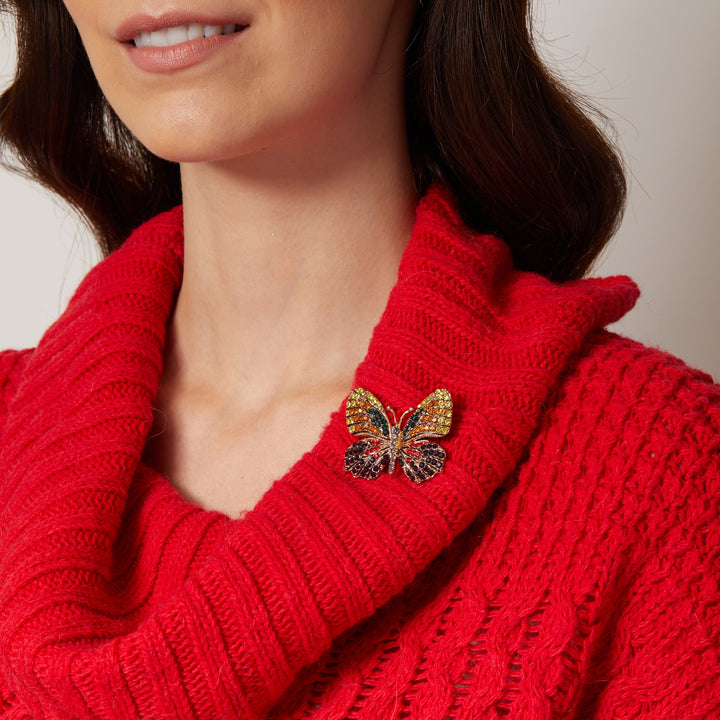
[344,388,452,483]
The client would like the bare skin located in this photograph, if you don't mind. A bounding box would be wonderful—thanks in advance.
[144,154,417,516]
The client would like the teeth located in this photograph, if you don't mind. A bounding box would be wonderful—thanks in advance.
[166,26,188,45]
[133,23,239,48]
[187,23,204,41]
[149,29,170,47]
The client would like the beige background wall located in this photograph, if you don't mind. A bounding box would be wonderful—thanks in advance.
[1,1,719,378]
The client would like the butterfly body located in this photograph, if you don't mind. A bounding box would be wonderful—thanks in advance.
[344,388,452,483]
[387,424,402,474]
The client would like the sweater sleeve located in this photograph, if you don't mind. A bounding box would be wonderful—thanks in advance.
[584,381,720,719]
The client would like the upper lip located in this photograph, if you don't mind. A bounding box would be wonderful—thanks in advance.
[114,11,251,42]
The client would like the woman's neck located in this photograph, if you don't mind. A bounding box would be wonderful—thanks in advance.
[171,139,417,413]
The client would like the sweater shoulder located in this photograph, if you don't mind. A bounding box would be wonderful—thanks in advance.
[0,349,34,435]
[553,330,719,448]
[540,330,719,531]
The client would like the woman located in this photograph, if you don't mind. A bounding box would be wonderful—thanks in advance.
[0,0,717,718]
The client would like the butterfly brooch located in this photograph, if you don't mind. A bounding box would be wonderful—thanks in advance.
[344,387,453,483]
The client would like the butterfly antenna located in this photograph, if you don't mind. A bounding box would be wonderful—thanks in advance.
[398,407,414,425]
[386,405,399,425]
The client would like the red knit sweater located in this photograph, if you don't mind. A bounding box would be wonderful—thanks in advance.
[0,186,718,719]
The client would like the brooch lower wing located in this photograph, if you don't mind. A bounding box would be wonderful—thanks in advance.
[344,388,453,483]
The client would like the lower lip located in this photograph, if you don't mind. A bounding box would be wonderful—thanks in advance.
[125,30,247,73]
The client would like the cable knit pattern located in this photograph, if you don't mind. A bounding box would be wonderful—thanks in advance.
[0,185,717,719]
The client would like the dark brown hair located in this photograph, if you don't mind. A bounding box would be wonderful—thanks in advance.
[1,0,625,282]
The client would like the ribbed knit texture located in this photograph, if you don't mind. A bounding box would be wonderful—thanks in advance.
[0,185,718,719]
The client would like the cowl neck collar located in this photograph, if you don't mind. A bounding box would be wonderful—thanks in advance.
[0,185,638,718]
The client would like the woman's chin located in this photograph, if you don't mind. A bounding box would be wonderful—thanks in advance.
[129,114,291,166]
[137,134,257,166]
